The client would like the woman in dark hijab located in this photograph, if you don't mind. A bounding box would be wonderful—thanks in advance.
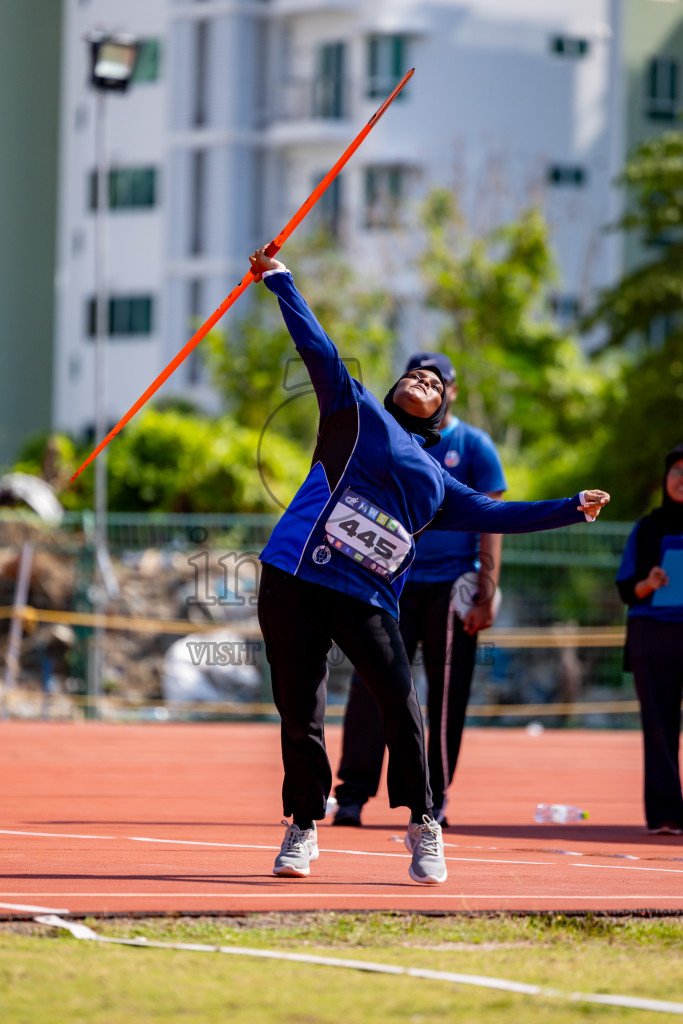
[249,246,610,884]
[616,443,683,834]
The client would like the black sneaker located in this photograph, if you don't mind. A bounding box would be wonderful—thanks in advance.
[332,802,364,827]
[648,821,683,835]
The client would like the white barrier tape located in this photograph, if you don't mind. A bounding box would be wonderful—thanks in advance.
[0,902,70,914]
[34,915,683,1015]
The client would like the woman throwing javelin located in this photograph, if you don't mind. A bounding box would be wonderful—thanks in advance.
[250,247,609,886]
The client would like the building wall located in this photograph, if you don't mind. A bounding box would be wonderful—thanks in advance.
[54,0,169,438]
[261,0,623,349]
[53,0,625,438]
[622,0,683,273]
[0,0,62,467]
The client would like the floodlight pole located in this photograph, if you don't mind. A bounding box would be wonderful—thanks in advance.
[85,31,138,717]
[88,86,108,719]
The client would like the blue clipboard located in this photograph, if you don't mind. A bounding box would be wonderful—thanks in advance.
[652,536,683,607]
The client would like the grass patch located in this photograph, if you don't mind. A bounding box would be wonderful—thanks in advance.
[0,914,681,1023]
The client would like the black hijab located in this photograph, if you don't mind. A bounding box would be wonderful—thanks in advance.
[659,443,683,532]
[384,365,449,449]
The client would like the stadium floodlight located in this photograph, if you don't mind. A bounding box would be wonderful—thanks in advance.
[86,31,139,92]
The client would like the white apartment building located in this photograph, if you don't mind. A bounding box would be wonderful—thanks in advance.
[54,0,623,438]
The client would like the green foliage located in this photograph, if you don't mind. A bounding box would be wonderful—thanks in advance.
[584,132,683,346]
[419,189,610,499]
[15,410,310,514]
[202,235,398,449]
[577,339,683,518]
[579,132,683,517]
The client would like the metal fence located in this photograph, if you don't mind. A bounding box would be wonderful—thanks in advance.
[0,512,637,725]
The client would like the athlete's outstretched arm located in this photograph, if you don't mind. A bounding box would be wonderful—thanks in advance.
[250,247,356,418]
[433,474,610,534]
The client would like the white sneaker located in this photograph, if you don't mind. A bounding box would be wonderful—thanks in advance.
[404,815,447,885]
[273,820,319,877]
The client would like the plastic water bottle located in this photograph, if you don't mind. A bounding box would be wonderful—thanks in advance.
[534,803,589,823]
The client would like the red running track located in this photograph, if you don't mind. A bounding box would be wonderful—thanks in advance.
[0,722,681,916]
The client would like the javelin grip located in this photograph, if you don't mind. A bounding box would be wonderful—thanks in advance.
[249,239,282,276]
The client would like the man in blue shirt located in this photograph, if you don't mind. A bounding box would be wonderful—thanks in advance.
[334,353,506,826]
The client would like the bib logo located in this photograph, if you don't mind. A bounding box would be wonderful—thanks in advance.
[312,545,332,565]
[444,450,461,468]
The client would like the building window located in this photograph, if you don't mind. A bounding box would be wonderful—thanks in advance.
[646,57,678,119]
[550,36,589,58]
[547,165,587,187]
[194,21,210,126]
[312,173,342,238]
[647,313,678,349]
[364,166,409,229]
[187,280,203,384]
[549,295,580,324]
[87,296,154,336]
[313,42,346,119]
[189,150,206,255]
[132,39,161,83]
[367,35,408,99]
[89,168,157,210]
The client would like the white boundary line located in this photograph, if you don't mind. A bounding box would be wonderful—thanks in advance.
[3,827,680,875]
[34,914,683,1016]
[3,892,683,900]
[572,863,683,875]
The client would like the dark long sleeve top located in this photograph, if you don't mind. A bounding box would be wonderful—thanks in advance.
[259,271,588,618]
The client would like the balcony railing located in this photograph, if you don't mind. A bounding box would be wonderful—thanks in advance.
[267,75,351,124]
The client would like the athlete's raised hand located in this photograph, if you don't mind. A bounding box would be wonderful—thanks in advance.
[578,489,610,519]
[249,246,286,282]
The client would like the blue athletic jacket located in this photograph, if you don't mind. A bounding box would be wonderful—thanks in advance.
[259,271,586,618]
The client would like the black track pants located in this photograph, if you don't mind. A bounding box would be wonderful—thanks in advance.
[336,579,477,810]
[627,617,683,830]
[258,563,431,823]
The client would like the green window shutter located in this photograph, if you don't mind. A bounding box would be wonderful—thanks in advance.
[132,40,161,84]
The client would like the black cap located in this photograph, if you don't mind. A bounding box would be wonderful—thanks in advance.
[665,443,683,471]
[405,352,456,383]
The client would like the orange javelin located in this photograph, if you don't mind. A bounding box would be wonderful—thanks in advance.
[70,68,415,482]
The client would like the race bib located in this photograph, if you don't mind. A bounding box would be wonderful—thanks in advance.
[325,488,412,577]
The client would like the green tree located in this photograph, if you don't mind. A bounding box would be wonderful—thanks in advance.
[581,131,683,518]
[202,236,398,451]
[14,410,310,514]
[418,189,611,499]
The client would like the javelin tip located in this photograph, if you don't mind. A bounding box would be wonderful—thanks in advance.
[367,67,415,126]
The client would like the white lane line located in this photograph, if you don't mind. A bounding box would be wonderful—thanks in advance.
[1,829,547,866]
[5,829,677,872]
[38,916,683,1016]
[4,892,683,900]
[130,838,281,851]
[134,838,548,866]
[572,863,683,874]
[0,829,116,840]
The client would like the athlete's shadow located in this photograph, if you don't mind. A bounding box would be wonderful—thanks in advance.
[0,871,418,889]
